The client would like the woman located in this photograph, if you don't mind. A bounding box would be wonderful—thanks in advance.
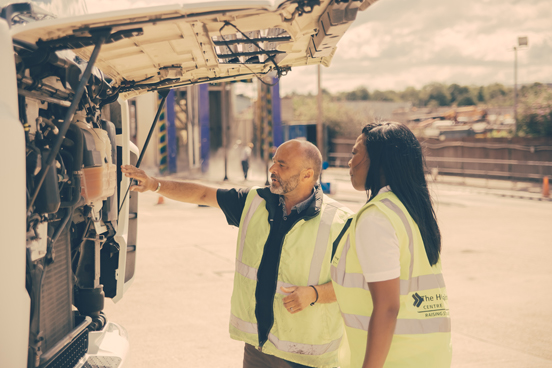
[331,122,451,368]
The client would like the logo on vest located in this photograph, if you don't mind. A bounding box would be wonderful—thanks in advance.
[412,292,449,317]
[412,293,423,307]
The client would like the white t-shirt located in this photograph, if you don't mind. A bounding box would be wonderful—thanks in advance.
[241,146,252,161]
[355,186,401,283]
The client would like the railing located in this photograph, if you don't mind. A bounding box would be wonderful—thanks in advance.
[424,157,552,180]
[329,139,552,181]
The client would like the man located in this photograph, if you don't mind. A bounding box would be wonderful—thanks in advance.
[121,140,352,368]
[241,142,253,180]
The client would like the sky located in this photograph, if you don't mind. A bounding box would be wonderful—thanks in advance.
[83,0,552,96]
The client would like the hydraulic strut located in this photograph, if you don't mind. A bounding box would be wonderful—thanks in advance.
[118,89,170,213]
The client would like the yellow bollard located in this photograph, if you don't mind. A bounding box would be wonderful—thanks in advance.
[543,176,550,198]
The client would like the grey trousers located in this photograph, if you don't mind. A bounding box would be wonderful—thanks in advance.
[242,343,313,368]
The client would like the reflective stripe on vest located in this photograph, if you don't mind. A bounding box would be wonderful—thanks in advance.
[235,194,341,290]
[331,199,445,296]
[341,312,451,334]
[237,194,264,262]
[230,313,342,355]
[331,195,451,334]
[330,237,445,295]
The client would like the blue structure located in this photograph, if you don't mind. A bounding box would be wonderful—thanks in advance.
[199,84,210,173]
[166,89,177,174]
[284,125,308,141]
[194,80,281,172]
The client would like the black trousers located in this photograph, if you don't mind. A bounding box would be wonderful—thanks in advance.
[241,160,250,179]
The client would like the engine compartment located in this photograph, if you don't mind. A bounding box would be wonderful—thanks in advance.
[17,32,133,368]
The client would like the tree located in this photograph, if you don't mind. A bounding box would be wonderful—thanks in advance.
[291,94,373,138]
[486,83,508,99]
[421,83,450,107]
[399,86,422,106]
[477,86,485,102]
[344,86,370,101]
[371,90,397,102]
[517,84,552,137]
[447,84,470,104]
[457,95,476,107]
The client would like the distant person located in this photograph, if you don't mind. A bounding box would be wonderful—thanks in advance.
[121,139,352,368]
[331,122,452,368]
[241,142,253,180]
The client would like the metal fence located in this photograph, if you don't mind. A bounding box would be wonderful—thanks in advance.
[329,139,552,181]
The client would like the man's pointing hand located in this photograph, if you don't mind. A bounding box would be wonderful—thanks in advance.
[121,165,156,192]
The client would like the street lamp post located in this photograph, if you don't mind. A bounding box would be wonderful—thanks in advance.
[513,36,528,134]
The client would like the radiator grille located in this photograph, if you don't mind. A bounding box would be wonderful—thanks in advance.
[83,356,122,368]
[43,327,88,368]
[40,224,73,352]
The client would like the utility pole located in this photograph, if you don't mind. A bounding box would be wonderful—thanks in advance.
[317,64,324,160]
[513,45,518,134]
[513,36,528,135]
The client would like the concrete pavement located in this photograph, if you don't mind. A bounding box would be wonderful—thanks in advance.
[104,169,552,367]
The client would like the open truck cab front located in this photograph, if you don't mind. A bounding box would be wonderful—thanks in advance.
[0,0,376,367]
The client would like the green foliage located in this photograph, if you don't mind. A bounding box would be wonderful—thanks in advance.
[399,87,421,106]
[477,87,485,102]
[457,95,476,106]
[291,94,372,138]
[344,86,370,101]
[517,83,552,137]
[371,90,399,102]
[484,83,513,106]
[420,83,450,106]
[286,82,552,137]
[448,84,470,104]
[330,82,515,108]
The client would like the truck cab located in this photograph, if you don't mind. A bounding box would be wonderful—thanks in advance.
[0,0,374,367]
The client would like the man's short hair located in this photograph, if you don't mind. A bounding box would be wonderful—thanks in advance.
[299,140,322,182]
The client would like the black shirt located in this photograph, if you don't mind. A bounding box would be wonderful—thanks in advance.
[216,187,318,348]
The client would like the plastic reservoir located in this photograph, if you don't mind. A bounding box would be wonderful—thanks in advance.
[79,126,116,203]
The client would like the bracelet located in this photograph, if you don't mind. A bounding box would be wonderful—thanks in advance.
[154,180,162,193]
[309,285,319,306]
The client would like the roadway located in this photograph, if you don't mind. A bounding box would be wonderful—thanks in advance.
[104,169,552,368]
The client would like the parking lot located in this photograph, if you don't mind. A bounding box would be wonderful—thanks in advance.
[105,173,552,367]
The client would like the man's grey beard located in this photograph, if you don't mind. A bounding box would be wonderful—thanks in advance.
[270,173,300,195]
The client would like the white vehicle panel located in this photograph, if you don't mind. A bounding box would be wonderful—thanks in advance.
[10,0,374,99]
[0,18,30,368]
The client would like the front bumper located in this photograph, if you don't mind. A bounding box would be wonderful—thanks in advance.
[74,321,130,368]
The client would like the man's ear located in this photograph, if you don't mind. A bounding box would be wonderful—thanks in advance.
[301,168,314,182]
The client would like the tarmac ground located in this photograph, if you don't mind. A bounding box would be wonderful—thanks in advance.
[104,166,552,368]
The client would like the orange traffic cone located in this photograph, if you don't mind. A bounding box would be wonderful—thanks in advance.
[157,195,165,205]
[543,176,550,198]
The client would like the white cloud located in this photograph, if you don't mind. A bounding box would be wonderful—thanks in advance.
[284,0,552,94]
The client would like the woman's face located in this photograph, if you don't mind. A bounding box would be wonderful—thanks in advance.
[349,134,370,191]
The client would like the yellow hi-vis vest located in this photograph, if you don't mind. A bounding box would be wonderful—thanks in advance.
[229,187,352,368]
[331,191,452,368]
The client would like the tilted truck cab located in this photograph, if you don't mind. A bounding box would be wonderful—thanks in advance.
[0,0,376,367]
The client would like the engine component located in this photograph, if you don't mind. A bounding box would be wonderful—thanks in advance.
[26,221,48,261]
[77,120,117,204]
[34,148,61,214]
[101,119,118,222]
